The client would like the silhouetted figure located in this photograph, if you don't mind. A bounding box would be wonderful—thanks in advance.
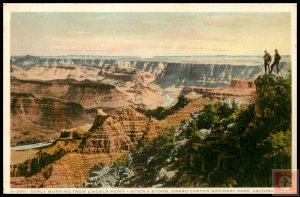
[263,50,271,74]
[270,49,281,74]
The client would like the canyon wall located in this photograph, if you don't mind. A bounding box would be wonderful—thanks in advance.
[10,92,94,146]
[11,107,158,179]
[11,55,291,89]
[11,56,270,88]
[155,63,262,88]
[80,108,157,154]
[11,77,127,109]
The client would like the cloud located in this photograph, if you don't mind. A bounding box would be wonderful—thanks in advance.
[199,15,251,27]
[159,31,234,42]
[47,35,64,42]
[143,15,250,28]
[47,32,92,45]
[50,36,178,56]
[69,31,92,35]
[175,44,204,51]
[85,16,107,22]
[142,19,197,26]
[142,20,169,25]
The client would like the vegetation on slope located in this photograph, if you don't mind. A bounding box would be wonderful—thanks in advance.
[182,74,291,186]
[88,74,292,187]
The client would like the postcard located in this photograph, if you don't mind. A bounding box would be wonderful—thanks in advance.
[3,3,298,195]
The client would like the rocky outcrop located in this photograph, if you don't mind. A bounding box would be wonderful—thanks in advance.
[10,149,66,178]
[99,67,155,84]
[10,152,125,188]
[133,61,166,76]
[10,138,81,178]
[180,86,255,100]
[230,80,255,89]
[80,108,157,154]
[81,109,131,154]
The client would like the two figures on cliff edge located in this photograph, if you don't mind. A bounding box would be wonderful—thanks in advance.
[263,49,281,74]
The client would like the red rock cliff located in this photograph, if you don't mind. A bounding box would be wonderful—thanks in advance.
[81,108,157,154]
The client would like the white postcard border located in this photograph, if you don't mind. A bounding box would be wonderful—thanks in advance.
[3,3,297,194]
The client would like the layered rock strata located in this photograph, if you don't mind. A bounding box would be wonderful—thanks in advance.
[81,108,157,154]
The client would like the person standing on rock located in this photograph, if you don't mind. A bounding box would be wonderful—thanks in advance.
[263,50,272,74]
[270,49,281,74]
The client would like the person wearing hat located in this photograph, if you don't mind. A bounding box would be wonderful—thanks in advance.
[263,50,272,74]
[270,49,281,74]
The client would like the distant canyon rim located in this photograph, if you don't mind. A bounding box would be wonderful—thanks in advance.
[9,55,291,188]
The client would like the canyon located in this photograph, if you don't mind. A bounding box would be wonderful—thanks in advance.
[10,106,157,187]
[84,74,292,188]
[9,55,291,188]
[10,92,94,146]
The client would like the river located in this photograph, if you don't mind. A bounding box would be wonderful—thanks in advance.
[11,140,55,151]
[162,91,175,107]
[11,93,175,151]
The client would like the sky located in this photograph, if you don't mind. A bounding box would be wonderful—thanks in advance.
[10,12,291,57]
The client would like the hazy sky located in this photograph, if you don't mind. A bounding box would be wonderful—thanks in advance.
[11,12,291,57]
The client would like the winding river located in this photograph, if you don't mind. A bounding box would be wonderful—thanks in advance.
[11,140,55,151]
[162,91,175,107]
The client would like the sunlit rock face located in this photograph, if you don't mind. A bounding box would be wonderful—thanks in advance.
[80,107,157,154]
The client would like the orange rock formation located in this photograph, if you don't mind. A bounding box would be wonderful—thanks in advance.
[81,108,157,154]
